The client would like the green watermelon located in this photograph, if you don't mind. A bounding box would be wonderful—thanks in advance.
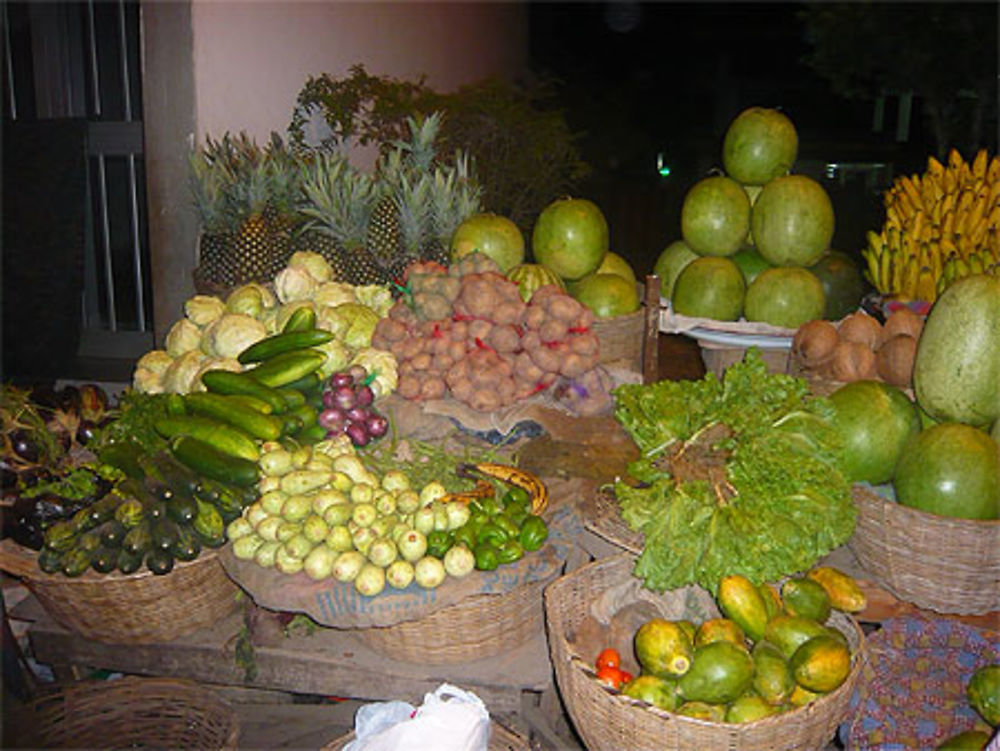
[507,263,566,302]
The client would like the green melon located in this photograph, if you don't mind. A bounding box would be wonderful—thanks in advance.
[913,274,1000,428]
[506,263,565,302]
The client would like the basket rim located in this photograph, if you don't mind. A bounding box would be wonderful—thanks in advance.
[852,483,1000,530]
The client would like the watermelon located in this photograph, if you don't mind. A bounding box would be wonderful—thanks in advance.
[507,263,565,302]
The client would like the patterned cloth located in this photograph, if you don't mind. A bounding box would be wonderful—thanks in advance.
[842,616,999,750]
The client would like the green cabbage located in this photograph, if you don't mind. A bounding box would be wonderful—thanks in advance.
[274,266,318,304]
[226,283,275,318]
[288,250,334,284]
[209,313,268,359]
[184,294,226,327]
[165,318,202,358]
[318,303,379,350]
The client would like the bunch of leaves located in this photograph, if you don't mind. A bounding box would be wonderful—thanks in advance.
[1,384,67,470]
[90,391,171,456]
[611,349,854,595]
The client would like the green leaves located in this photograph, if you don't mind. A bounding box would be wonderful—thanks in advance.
[613,349,854,595]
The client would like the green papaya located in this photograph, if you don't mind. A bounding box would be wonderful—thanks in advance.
[967,664,1000,727]
[678,640,754,705]
[782,577,832,622]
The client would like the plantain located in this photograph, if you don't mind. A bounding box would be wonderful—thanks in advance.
[459,463,549,515]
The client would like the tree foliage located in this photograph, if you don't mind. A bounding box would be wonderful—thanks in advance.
[288,65,590,234]
[799,3,998,158]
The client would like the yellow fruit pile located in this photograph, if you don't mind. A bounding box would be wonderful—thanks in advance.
[862,148,1000,303]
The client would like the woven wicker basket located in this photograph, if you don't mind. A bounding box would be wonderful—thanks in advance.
[592,307,644,372]
[0,540,240,644]
[321,719,530,751]
[545,553,866,751]
[848,484,1000,614]
[355,569,558,665]
[11,676,240,750]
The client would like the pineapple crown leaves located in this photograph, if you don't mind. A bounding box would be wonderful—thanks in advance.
[298,150,377,250]
[394,172,435,256]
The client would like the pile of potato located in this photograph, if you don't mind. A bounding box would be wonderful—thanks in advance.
[790,308,925,388]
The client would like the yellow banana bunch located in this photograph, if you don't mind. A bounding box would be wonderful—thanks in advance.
[861,147,1000,303]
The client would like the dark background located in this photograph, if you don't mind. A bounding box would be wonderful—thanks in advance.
[525,2,953,276]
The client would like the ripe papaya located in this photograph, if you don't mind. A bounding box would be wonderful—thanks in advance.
[694,618,746,648]
[806,566,867,613]
[634,619,694,678]
[675,701,726,722]
[726,693,778,723]
[752,641,795,706]
[758,581,784,620]
[789,634,851,693]
[621,674,682,712]
[718,574,770,643]
[764,614,829,659]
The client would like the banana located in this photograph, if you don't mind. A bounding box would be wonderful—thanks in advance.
[972,148,988,179]
[878,248,893,294]
[927,155,946,179]
[900,175,922,209]
[915,267,938,304]
[987,155,1000,183]
[948,147,964,171]
[441,477,496,505]
[968,252,985,275]
[460,463,549,515]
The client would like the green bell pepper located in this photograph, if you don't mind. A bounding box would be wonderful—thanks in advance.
[451,524,478,551]
[426,529,454,559]
[497,539,525,565]
[473,542,500,571]
[502,486,531,508]
[494,513,521,540]
[476,520,509,547]
[519,515,548,552]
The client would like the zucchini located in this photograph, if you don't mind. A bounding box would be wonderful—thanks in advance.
[99,520,127,549]
[146,452,201,497]
[237,329,334,364]
[145,548,175,576]
[284,371,322,395]
[90,546,118,574]
[37,547,64,574]
[151,518,181,552]
[97,440,146,480]
[278,387,307,410]
[193,498,225,543]
[154,415,259,462]
[116,548,144,575]
[122,520,152,557]
[43,520,78,553]
[87,493,124,527]
[171,525,202,562]
[298,423,327,445]
[75,530,102,554]
[282,306,316,333]
[166,494,199,525]
[114,497,146,529]
[71,506,98,534]
[182,392,284,441]
[245,349,326,389]
[200,370,288,413]
[171,435,260,487]
[288,402,318,431]
[61,547,92,577]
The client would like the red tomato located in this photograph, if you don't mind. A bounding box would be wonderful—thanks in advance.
[619,670,634,685]
[595,665,624,689]
[595,647,621,671]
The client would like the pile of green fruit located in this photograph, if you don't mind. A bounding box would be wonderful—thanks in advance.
[613,567,865,723]
[37,449,253,577]
[936,663,999,750]
[227,438,549,597]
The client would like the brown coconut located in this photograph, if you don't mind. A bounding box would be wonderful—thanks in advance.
[825,339,879,382]
[792,319,840,371]
[837,311,883,350]
[876,333,918,387]
[881,307,924,345]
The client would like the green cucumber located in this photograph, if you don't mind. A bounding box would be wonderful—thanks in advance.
[90,546,118,574]
[170,435,259,488]
[166,494,199,525]
[238,329,334,364]
[283,372,322,395]
[245,349,326,389]
[116,548,144,574]
[225,394,274,414]
[165,393,187,416]
[145,548,175,575]
[171,526,202,562]
[97,440,146,480]
[200,370,288,413]
[183,392,284,441]
[154,415,259,462]
[150,518,181,552]
[298,423,327,444]
[282,306,317,333]
[277,387,307,411]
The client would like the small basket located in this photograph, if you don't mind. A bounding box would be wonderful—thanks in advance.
[545,553,866,751]
[355,569,558,665]
[593,307,645,372]
[321,719,530,751]
[0,540,241,644]
[11,676,240,750]
[848,484,1000,614]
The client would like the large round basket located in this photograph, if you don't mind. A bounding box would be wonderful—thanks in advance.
[355,569,558,665]
[321,719,530,751]
[10,676,240,750]
[592,307,644,372]
[848,484,1000,615]
[0,540,240,644]
[544,553,866,751]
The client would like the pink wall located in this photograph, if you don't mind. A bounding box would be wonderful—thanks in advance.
[190,1,528,144]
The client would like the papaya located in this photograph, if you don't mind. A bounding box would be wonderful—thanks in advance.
[758,581,783,620]
[675,619,697,644]
[789,634,851,693]
[718,574,770,643]
[726,693,778,723]
[694,618,746,648]
[679,640,754,705]
[913,274,1000,428]
[935,730,991,750]
[752,641,795,705]
[967,664,1000,727]
[675,701,726,722]
[806,566,867,613]
[764,614,829,659]
[634,619,695,678]
[621,674,682,712]
[788,683,822,708]
[781,577,832,622]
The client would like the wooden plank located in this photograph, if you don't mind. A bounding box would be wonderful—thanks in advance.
[26,600,553,715]
[642,275,661,384]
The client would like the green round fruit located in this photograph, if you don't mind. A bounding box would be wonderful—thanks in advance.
[723,107,799,186]
[829,380,922,484]
[751,175,835,267]
[679,640,755,705]
[450,213,525,272]
[681,175,751,257]
[571,272,640,319]
[593,251,637,285]
[622,674,682,712]
[635,618,695,678]
[654,240,699,299]
[531,197,609,281]
[895,422,1000,520]
[935,730,992,750]
[672,256,746,322]
[967,663,1000,726]
[506,263,565,302]
[808,250,867,320]
[744,266,826,329]
[732,245,773,286]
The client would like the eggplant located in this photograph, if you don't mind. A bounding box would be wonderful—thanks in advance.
[75,420,98,446]
[9,429,40,464]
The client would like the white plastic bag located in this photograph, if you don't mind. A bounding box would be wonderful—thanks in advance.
[343,683,491,751]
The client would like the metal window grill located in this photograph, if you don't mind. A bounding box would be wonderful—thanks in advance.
[3,0,153,360]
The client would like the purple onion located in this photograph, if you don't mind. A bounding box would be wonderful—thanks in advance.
[345,406,369,424]
[322,390,337,409]
[367,413,389,438]
[354,384,374,407]
[345,422,370,447]
[348,364,368,383]
[331,384,356,411]
[318,408,346,431]
[329,372,354,389]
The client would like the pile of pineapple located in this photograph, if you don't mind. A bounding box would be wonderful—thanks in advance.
[191,113,481,289]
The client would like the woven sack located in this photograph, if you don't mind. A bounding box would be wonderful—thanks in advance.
[321,719,530,751]
[545,553,866,751]
[848,484,1000,614]
[11,676,240,750]
[0,539,240,644]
